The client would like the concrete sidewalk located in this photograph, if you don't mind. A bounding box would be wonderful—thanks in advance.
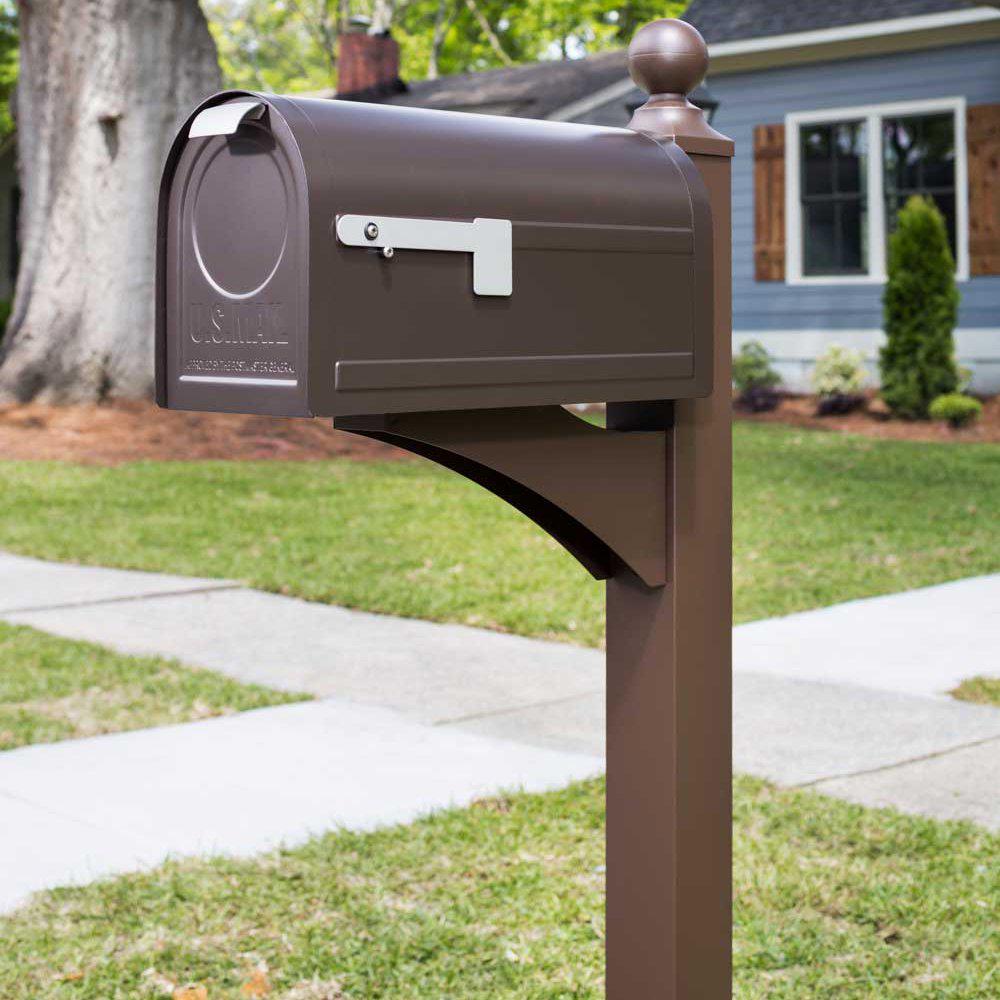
[734,573,1000,699]
[1,552,998,911]
[0,699,601,913]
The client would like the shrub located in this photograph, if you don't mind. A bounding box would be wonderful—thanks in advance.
[811,344,867,415]
[733,340,781,412]
[928,393,983,429]
[880,195,960,419]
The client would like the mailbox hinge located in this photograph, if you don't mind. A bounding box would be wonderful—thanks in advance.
[336,215,513,296]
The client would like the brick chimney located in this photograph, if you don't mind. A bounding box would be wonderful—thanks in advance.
[337,20,403,100]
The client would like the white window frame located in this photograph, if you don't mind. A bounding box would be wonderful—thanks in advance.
[785,97,969,285]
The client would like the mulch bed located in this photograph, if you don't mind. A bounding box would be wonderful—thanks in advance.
[0,400,405,465]
[0,394,996,465]
[736,393,1000,444]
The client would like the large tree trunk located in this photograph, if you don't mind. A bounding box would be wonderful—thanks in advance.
[0,0,221,403]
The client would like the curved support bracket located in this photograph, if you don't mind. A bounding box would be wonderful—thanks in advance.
[335,406,667,587]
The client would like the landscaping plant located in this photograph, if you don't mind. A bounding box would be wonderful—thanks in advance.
[929,392,983,429]
[732,340,781,412]
[810,344,868,415]
[879,196,960,418]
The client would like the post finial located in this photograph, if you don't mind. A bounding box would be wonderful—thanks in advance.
[626,18,733,157]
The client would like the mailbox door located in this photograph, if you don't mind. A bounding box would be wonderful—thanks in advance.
[159,98,311,416]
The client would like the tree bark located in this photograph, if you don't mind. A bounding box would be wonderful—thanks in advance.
[0,0,221,403]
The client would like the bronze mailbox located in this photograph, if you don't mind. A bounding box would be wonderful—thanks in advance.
[156,90,714,417]
[152,19,737,998]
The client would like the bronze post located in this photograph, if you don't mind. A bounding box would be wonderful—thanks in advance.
[605,21,734,999]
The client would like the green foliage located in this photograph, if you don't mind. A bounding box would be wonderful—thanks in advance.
[733,341,781,394]
[203,0,681,92]
[880,196,960,419]
[0,2,17,140]
[811,344,867,399]
[928,393,983,429]
[205,0,337,93]
[397,0,677,78]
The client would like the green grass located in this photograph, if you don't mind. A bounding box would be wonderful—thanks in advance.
[0,425,997,645]
[0,621,305,750]
[951,676,1000,708]
[0,776,996,998]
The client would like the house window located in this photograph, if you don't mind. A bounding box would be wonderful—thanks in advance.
[883,113,957,257]
[786,99,968,284]
[800,121,868,276]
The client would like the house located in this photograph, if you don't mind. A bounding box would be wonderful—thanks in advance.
[334,1,1000,392]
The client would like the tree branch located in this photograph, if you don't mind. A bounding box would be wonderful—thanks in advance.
[463,0,512,66]
[427,0,456,79]
[285,0,339,78]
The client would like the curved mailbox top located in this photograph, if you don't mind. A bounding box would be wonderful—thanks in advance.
[157,90,713,417]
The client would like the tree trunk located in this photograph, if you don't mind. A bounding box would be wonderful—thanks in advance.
[0,0,221,403]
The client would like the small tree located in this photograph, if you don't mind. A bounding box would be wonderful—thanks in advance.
[879,195,960,418]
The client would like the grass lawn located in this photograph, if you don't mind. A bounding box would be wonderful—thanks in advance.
[0,776,996,999]
[952,676,1000,708]
[0,621,305,750]
[0,424,997,646]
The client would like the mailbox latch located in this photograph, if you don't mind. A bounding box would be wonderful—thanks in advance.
[189,100,266,138]
[336,215,513,296]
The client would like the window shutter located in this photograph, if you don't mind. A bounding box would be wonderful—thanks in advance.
[753,123,785,281]
[968,103,1000,276]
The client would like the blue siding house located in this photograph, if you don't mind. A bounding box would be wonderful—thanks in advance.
[352,0,1000,392]
[682,1,1000,392]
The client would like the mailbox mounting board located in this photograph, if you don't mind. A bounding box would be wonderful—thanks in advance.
[157,92,714,417]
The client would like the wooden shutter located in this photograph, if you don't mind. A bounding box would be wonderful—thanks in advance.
[753,123,785,281]
[968,103,1000,276]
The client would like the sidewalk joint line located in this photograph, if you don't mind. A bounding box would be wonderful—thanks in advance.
[793,732,1000,789]
[432,689,604,727]
[0,582,242,616]
[0,786,159,846]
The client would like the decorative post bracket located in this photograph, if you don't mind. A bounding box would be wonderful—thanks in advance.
[335,405,668,587]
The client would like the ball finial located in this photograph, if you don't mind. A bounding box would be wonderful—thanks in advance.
[628,19,708,97]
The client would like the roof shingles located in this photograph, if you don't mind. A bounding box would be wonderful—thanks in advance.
[382,49,627,118]
[681,0,982,45]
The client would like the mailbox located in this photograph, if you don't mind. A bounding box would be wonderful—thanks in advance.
[156,90,714,417]
[152,19,736,998]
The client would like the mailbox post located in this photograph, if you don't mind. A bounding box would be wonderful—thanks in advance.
[156,18,734,998]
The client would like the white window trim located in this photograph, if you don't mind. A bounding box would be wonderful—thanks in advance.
[785,97,969,286]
